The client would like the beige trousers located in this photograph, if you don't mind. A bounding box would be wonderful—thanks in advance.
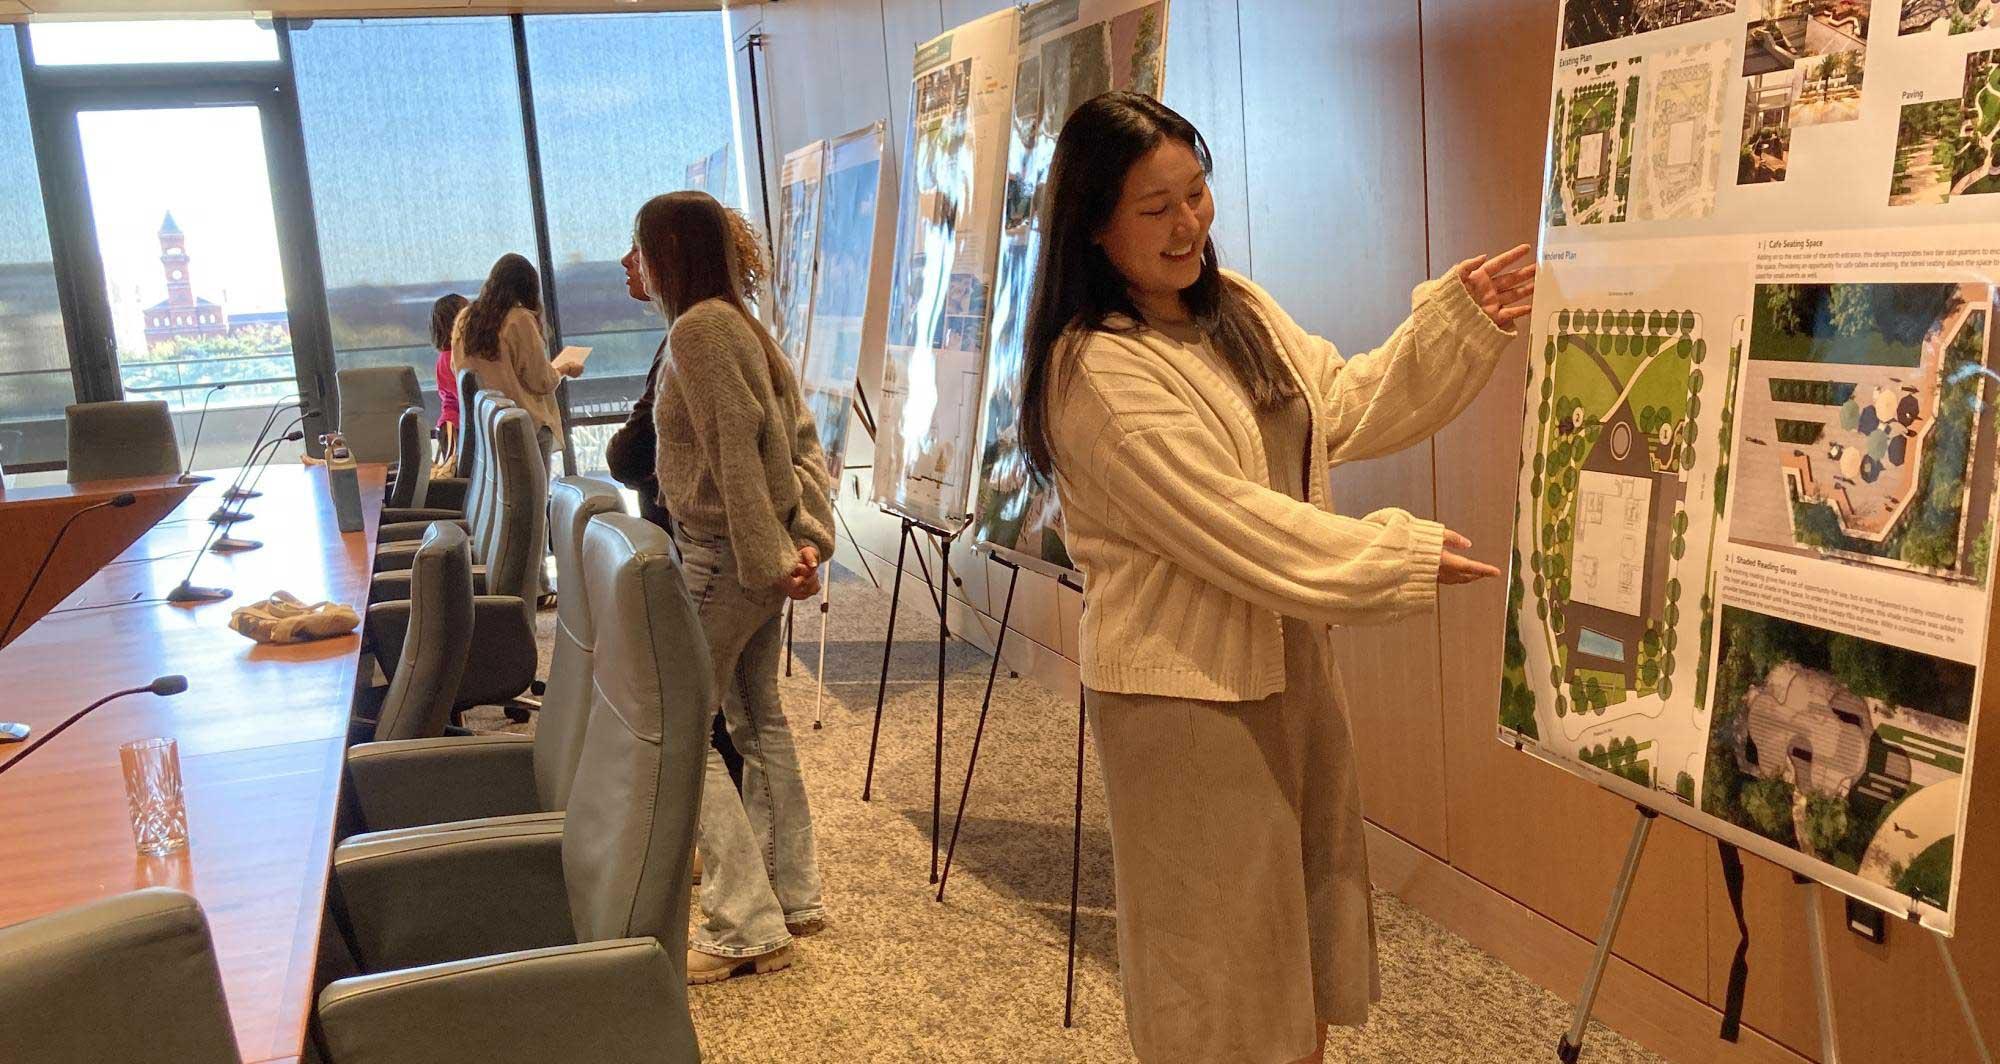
[1088,618,1379,1064]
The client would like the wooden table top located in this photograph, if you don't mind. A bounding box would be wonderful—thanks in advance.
[1,474,196,648]
[0,462,384,1063]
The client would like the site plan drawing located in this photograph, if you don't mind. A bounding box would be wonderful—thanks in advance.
[1508,0,2000,932]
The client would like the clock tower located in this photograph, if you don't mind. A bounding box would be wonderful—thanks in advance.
[159,211,193,309]
[142,211,230,348]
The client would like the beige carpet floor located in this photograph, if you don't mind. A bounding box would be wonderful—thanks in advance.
[468,563,1664,1064]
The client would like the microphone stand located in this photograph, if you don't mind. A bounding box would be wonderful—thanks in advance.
[170,433,298,602]
[211,414,305,526]
[0,676,188,759]
[177,383,228,485]
[209,428,303,553]
[166,511,235,605]
[222,395,302,503]
[0,492,138,646]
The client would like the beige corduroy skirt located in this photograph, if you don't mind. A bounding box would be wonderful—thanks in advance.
[1087,617,1380,1064]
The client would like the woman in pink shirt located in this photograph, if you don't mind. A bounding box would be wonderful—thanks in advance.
[430,293,470,469]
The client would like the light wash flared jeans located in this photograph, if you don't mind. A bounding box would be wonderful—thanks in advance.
[677,525,826,957]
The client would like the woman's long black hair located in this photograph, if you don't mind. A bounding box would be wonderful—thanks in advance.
[460,253,543,361]
[1018,91,1294,481]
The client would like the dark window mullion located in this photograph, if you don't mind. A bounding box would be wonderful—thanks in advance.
[268,19,338,454]
[510,13,574,476]
[17,28,117,404]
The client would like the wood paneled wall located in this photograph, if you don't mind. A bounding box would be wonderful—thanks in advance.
[729,2,1999,1060]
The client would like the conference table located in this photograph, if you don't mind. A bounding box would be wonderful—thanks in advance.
[0,463,385,1063]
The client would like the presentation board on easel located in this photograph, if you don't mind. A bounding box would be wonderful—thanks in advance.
[802,121,898,486]
[1503,0,1999,935]
[686,141,738,209]
[872,8,1020,530]
[971,0,1171,578]
[774,140,827,374]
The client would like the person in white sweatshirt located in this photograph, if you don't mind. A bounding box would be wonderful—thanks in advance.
[1016,92,1535,1064]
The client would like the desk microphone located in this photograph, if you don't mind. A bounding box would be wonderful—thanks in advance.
[1,492,138,646]
[178,383,228,485]
[223,395,303,503]
[211,421,304,526]
[0,675,187,759]
[210,429,304,553]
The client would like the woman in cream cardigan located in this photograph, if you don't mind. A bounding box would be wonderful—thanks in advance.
[1018,93,1535,1064]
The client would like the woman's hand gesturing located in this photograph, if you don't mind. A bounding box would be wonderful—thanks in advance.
[1458,243,1537,330]
[1438,528,1500,586]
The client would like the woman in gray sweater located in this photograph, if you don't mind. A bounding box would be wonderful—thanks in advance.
[638,191,837,983]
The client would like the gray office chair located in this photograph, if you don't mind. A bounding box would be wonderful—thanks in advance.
[374,391,516,584]
[371,399,542,717]
[384,407,432,510]
[378,408,470,538]
[453,367,483,479]
[318,514,708,1064]
[404,402,470,512]
[345,478,625,834]
[337,366,423,465]
[352,521,474,745]
[0,889,238,1063]
[65,400,181,483]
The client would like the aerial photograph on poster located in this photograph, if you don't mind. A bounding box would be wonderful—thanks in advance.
[1634,40,1730,220]
[1887,49,2000,206]
[1891,99,1965,206]
[975,0,1166,571]
[1726,281,2000,587]
[1561,0,1738,50]
[1900,0,1998,35]
[1547,57,1643,226]
[1702,605,1975,913]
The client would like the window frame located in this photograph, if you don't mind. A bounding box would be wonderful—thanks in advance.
[12,7,746,475]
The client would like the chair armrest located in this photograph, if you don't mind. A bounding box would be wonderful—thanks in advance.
[377,518,468,544]
[345,735,542,833]
[381,507,465,525]
[371,539,421,574]
[318,938,697,1064]
[332,818,572,973]
[362,600,412,682]
[423,477,469,511]
[371,565,487,604]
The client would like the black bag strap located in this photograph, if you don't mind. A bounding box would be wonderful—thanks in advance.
[1718,840,1749,1042]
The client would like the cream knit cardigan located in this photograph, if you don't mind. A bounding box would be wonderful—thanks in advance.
[1049,266,1515,701]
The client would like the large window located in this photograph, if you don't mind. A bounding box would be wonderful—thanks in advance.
[29,18,280,66]
[524,12,733,422]
[0,28,73,473]
[289,17,539,408]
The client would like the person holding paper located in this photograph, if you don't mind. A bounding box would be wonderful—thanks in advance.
[1017,93,1534,1064]
[451,252,582,460]
[636,190,835,985]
